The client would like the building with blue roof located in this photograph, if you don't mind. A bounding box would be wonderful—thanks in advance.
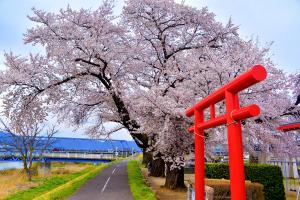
[0,131,141,156]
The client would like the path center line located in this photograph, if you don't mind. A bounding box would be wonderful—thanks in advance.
[101,177,110,193]
[112,168,116,174]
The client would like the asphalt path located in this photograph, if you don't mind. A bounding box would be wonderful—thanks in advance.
[69,160,133,200]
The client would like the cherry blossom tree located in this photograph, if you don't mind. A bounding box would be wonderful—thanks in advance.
[290,72,300,113]
[0,0,298,189]
[0,117,57,181]
[0,2,147,149]
[122,0,241,188]
[123,0,298,187]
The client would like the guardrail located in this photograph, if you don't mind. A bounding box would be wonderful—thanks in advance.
[43,152,116,160]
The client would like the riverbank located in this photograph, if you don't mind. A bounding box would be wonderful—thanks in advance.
[0,162,95,199]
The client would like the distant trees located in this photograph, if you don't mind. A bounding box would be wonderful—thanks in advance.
[0,119,57,181]
[0,0,298,188]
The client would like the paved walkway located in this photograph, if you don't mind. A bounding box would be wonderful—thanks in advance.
[69,160,133,200]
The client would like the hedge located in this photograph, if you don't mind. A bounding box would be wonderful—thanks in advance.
[205,163,285,200]
[205,179,264,200]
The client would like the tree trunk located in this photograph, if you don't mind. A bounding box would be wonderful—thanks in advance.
[142,148,152,165]
[26,168,32,181]
[143,150,165,177]
[164,163,185,189]
[23,163,32,181]
[150,157,165,177]
[249,154,258,164]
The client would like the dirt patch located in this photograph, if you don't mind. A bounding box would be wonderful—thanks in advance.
[286,191,297,200]
[141,167,187,200]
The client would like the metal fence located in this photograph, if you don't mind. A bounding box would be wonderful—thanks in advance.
[268,160,300,192]
[186,183,214,200]
[187,183,195,200]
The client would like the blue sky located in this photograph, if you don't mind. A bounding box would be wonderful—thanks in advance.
[190,0,300,73]
[0,0,299,139]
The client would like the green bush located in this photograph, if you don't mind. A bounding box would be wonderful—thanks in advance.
[205,179,264,200]
[205,163,285,200]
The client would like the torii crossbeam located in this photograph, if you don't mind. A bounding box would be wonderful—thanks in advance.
[185,65,267,200]
[277,121,300,132]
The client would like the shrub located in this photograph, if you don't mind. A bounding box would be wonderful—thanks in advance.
[205,163,285,200]
[205,179,264,200]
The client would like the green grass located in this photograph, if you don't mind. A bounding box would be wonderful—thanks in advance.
[136,153,143,161]
[5,162,112,200]
[5,168,90,200]
[34,163,112,200]
[127,160,156,200]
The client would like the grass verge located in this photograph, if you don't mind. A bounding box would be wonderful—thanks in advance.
[5,162,112,200]
[127,160,156,200]
[33,163,112,200]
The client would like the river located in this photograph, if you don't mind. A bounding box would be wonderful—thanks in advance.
[0,161,23,170]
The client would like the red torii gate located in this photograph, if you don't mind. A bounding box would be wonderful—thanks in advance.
[185,65,267,200]
[277,121,300,132]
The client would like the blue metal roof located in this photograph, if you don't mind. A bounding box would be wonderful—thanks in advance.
[0,131,142,153]
[0,132,14,150]
[49,138,114,152]
[127,141,141,151]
